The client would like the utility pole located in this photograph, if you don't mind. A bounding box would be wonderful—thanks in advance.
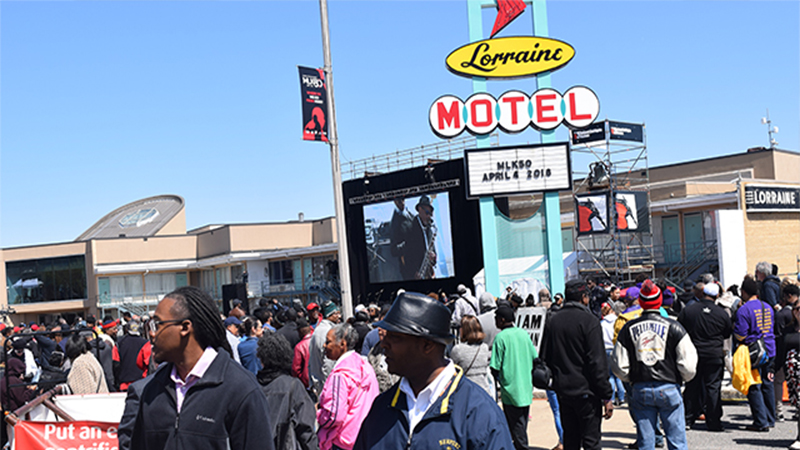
[319,0,353,319]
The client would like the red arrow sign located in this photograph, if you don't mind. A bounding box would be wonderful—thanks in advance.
[490,0,526,38]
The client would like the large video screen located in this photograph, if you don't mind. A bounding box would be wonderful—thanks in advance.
[362,192,455,283]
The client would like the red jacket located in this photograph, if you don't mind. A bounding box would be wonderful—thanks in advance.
[292,333,312,387]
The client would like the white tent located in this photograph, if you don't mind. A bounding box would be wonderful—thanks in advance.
[472,251,582,301]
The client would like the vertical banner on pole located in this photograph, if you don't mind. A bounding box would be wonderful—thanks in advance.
[298,66,329,142]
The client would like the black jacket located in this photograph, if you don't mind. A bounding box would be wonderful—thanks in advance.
[115,334,148,384]
[678,299,732,360]
[130,349,274,450]
[258,372,318,450]
[776,329,800,373]
[119,375,152,450]
[541,302,612,400]
[276,322,301,349]
[90,338,116,391]
[614,310,698,385]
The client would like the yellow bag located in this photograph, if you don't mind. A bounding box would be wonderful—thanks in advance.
[732,344,762,395]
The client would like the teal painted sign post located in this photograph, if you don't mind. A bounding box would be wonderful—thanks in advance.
[467,0,565,298]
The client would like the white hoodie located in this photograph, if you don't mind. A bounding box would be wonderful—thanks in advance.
[601,313,618,351]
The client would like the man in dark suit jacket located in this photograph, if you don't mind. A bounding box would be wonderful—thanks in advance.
[400,196,436,280]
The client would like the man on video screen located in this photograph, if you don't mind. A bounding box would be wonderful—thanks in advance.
[390,199,413,258]
[400,196,437,280]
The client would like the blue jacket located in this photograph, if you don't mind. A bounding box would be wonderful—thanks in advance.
[761,275,781,307]
[238,336,261,376]
[353,366,513,450]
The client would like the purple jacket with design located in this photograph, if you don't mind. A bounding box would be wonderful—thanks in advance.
[734,298,776,358]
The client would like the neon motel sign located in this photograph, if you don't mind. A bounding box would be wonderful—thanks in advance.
[429,86,599,139]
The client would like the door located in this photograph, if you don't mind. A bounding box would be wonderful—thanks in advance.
[97,277,110,305]
[303,259,313,289]
[294,260,303,291]
[683,213,704,260]
[662,216,680,264]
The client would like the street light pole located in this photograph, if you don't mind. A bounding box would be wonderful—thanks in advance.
[319,0,353,319]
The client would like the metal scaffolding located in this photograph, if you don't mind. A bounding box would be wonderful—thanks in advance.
[570,120,655,285]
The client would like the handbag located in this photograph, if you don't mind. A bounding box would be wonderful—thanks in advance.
[532,357,553,390]
[748,301,770,368]
[749,338,768,368]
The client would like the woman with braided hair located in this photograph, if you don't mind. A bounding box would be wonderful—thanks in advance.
[129,286,273,450]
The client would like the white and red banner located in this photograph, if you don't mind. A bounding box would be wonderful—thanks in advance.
[14,421,119,450]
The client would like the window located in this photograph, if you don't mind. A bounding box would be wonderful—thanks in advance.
[201,270,215,298]
[269,260,294,285]
[6,255,87,304]
[98,272,188,305]
[312,255,337,280]
[119,208,159,228]
[215,267,231,299]
[144,273,180,300]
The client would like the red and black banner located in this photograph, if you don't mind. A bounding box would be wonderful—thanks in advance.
[575,191,610,235]
[613,191,650,233]
[298,66,329,142]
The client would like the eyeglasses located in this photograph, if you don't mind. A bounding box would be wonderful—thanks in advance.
[148,318,188,334]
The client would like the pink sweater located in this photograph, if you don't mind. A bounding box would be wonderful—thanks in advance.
[316,351,379,450]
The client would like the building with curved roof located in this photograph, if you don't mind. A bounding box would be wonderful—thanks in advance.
[1,195,339,325]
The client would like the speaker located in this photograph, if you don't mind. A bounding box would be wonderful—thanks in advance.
[222,283,248,315]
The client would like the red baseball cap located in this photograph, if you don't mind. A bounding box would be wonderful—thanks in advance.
[306,302,320,311]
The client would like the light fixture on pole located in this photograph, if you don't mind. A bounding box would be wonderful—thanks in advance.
[761,109,779,149]
[587,161,611,190]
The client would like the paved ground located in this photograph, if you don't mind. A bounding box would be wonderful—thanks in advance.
[526,399,799,450]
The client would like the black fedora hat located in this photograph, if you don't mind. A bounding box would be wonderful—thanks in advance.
[415,195,434,212]
[375,291,454,345]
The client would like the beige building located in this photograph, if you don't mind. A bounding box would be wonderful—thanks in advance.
[2,195,339,325]
[551,147,800,286]
[645,147,800,285]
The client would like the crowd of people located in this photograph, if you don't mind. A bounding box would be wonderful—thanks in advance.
[1,261,799,450]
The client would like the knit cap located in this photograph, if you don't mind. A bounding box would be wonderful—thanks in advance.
[662,287,675,307]
[322,300,340,318]
[639,279,662,310]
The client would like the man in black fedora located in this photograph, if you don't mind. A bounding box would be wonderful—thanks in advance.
[354,292,513,449]
[400,196,437,280]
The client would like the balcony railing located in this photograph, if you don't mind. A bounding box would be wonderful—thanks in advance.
[98,291,174,306]
[652,239,719,288]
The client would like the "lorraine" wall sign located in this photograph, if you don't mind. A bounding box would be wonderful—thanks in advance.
[446,36,575,79]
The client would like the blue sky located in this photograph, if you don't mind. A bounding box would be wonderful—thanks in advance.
[2,0,798,248]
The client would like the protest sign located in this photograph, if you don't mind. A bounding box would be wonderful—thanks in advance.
[514,306,547,354]
[14,420,118,450]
